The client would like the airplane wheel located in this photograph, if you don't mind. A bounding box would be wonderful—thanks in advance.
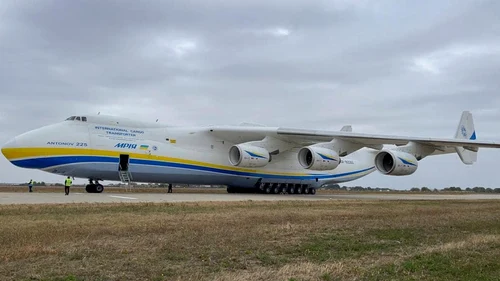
[95,184,104,193]
[85,184,95,193]
[265,186,272,194]
[273,186,280,194]
[309,187,316,195]
[227,186,234,193]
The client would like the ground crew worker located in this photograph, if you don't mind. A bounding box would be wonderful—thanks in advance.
[28,179,33,192]
[168,183,172,193]
[64,176,72,195]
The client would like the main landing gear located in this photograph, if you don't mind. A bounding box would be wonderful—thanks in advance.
[86,179,104,193]
[227,183,317,195]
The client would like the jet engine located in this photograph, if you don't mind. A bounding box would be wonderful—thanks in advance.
[298,146,340,170]
[374,150,418,176]
[229,144,270,167]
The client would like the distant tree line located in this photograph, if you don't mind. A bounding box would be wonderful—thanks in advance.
[323,183,500,193]
[410,186,500,193]
[410,187,435,192]
[323,184,392,192]
[17,181,46,186]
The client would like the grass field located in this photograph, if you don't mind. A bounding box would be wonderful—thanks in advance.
[1,199,499,281]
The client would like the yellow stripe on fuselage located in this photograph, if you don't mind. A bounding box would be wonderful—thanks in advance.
[2,147,314,176]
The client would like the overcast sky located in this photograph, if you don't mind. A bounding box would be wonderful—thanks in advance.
[1,0,500,189]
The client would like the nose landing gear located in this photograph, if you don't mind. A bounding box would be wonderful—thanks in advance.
[86,179,104,193]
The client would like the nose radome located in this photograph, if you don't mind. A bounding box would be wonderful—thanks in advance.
[1,137,17,160]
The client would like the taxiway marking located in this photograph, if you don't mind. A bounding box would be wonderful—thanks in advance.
[108,195,137,200]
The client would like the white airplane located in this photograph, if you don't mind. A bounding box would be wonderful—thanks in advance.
[2,111,500,194]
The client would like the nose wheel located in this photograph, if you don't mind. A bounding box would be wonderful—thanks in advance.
[86,179,104,193]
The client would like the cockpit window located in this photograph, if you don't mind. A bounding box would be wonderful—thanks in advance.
[65,116,88,122]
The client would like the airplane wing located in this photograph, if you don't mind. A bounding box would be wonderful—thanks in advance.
[275,128,500,148]
[209,126,500,148]
[208,111,500,160]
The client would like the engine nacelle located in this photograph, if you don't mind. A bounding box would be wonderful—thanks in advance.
[374,150,418,176]
[298,146,340,170]
[228,144,270,167]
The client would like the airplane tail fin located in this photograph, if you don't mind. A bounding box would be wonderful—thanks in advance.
[454,111,477,164]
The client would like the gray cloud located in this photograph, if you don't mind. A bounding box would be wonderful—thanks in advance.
[1,0,500,189]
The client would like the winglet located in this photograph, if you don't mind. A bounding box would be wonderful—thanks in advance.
[454,111,477,164]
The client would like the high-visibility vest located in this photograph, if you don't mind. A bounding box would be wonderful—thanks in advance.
[65,178,72,186]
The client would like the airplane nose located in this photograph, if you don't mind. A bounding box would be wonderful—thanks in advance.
[1,137,17,160]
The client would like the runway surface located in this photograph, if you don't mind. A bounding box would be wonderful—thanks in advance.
[1,192,500,205]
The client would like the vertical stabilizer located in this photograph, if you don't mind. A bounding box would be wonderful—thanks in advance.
[454,111,477,164]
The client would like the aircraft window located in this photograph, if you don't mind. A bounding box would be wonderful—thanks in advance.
[65,116,76,120]
[76,117,81,121]
[82,116,87,121]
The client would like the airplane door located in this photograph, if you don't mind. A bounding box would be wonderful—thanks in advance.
[119,154,129,171]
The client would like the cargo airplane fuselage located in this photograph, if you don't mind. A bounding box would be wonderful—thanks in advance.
[1,115,375,193]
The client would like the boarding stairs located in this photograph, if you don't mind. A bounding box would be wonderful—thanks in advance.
[119,170,133,191]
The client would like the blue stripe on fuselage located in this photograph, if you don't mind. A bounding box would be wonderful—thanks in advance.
[11,155,375,180]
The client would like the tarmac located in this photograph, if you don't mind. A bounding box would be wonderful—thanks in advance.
[1,192,500,205]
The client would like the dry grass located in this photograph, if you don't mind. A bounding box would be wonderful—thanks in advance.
[0,200,499,280]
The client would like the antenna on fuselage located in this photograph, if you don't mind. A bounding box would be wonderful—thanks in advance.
[156,119,158,122]
[98,112,100,115]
